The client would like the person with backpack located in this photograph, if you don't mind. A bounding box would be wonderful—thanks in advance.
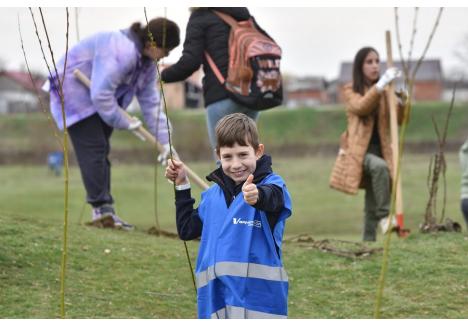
[160,8,282,157]
[46,17,180,230]
[329,46,407,241]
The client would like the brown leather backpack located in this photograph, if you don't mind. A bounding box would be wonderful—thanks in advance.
[205,10,283,110]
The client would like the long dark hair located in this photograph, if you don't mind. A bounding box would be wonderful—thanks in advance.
[130,17,180,51]
[352,46,379,95]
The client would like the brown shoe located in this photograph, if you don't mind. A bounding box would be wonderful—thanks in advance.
[86,215,115,228]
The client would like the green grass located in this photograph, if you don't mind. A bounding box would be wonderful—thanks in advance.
[2,101,467,158]
[1,154,464,236]
[1,154,467,318]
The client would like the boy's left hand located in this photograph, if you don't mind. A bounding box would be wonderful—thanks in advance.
[242,174,258,205]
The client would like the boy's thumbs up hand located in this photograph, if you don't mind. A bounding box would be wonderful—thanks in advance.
[244,174,254,185]
[242,174,258,205]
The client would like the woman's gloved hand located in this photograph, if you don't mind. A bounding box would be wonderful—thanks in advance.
[376,67,401,92]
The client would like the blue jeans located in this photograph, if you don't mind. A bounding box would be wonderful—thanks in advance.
[205,98,259,158]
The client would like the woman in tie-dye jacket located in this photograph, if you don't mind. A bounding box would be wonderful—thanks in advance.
[47,17,180,229]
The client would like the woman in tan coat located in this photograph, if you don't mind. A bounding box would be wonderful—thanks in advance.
[329,46,405,241]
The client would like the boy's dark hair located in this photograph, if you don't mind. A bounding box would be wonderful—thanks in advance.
[352,46,379,95]
[130,17,180,51]
[215,113,260,154]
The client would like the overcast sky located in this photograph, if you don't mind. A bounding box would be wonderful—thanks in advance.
[1,6,468,80]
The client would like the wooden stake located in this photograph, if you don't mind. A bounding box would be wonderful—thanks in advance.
[385,31,405,232]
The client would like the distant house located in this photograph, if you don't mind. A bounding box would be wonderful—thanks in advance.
[285,77,328,108]
[159,65,204,110]
[325,79,339,104]
[337,59,444,103]
[0,70,47,114]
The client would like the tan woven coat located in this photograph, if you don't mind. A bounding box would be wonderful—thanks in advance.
[329,83,402,195]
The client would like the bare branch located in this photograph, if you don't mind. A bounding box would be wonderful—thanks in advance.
[144,8,157,47]
[441,157,447,223]
[425,81,456,226]
[394,7,409,80]
[37,7,71,318]
[29,8,58,92]
[143,7,196,295]
[39,8,62,96]
[441,80,457,146]
[17,13,62,148]
[427,155,433,194]
[143,7,164,235]
[411,8,444,81]
[61,8,70,85]
[407,7,419,73]
[431,114,441,143]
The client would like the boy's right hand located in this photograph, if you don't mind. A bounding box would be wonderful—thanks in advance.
[165,159,189,186]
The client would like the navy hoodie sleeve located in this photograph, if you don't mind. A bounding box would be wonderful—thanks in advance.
[253,184,284,231]
[175,189,203,240]
[254,184,284,213]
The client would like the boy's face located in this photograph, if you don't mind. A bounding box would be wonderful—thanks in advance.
[217,142,264,185]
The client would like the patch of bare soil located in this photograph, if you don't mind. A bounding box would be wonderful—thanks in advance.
[284,234,383,258]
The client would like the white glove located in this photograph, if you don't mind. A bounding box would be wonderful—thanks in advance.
[157,143,177,166]
[375,67,401,92]
[127,117,145,140]
[128,116,142,130]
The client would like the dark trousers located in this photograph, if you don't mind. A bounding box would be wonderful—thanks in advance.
[68,113,114,208]
[462,198,468,228]
[362,144,390,241]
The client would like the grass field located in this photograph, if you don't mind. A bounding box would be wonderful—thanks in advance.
[1,102,467,161]
[1,154,467,318]
[0,154,465,236]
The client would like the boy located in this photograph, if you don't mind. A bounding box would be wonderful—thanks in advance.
[165,113,292,319]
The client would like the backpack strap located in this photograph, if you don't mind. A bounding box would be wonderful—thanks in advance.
[204,10,251,86]
[204,52,225,85]
[211,10,240,29]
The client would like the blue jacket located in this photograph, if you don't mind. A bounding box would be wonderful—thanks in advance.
[175,155,286,242]
[48,28,170,144]
[196,173,292,318]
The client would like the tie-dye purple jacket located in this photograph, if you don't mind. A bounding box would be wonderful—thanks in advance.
[49,28,169,145]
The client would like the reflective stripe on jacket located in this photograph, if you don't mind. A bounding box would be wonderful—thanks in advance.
[196,173,292,319]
